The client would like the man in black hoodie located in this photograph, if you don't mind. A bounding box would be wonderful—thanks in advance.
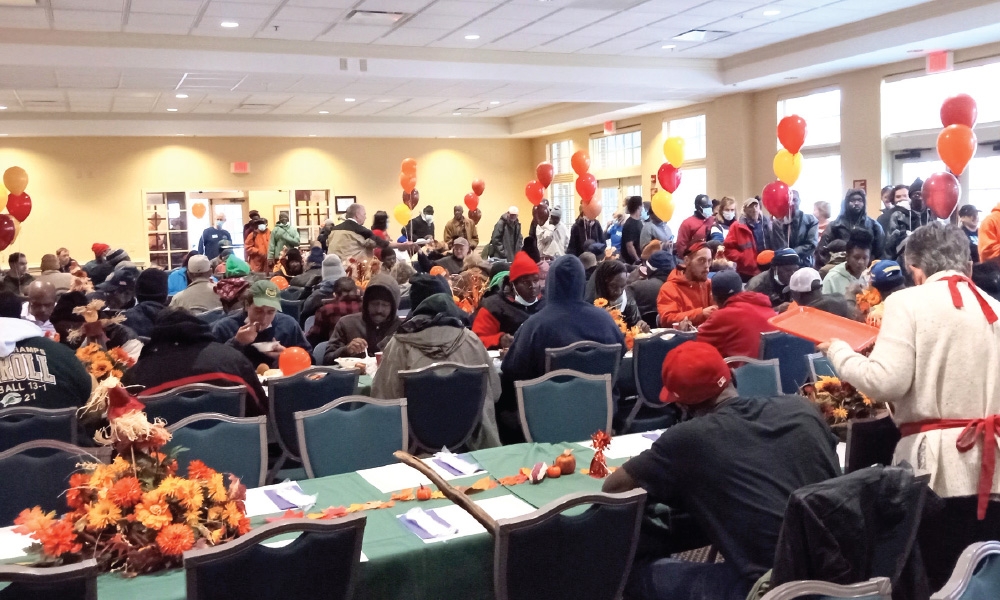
[322,274,401,362]
[815,189,885,267]
[884,178,930,262]
[123,269,170,338]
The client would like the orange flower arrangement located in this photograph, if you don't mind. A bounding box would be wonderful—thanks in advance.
[345,257,381,290]
[12,385,249,576]
[594,298,643,350]
[801,376,885,428]
[75,342,134,382]
[452,269,488,314]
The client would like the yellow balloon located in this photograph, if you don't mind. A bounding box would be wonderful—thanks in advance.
[651,190,674,223]
[662,137,685,168]
[3,166,28,196]
[773,150,803,186]
[0,187,6,213]
[393,203,412,227]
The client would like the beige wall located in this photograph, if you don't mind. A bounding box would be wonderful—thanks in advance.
[0,136,533,266]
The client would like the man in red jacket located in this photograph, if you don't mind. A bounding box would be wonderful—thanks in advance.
[697,269,777,358]
[674,194,714,259]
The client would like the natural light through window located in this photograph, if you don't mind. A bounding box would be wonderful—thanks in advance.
[548,140,572,175]
[550,182,575,223]
[777,89,841,147]
[589,130,641,171]
[882,60,1000,135]
[663,115,707,161]
[793,154,843,219]
[969,156,1000,213]
[665,167,707,238]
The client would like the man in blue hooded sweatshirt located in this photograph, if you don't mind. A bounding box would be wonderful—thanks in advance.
[499,254,624,442]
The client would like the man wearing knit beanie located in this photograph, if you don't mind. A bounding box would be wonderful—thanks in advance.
[83,243,114,285]
[124,269,170,337]
[472,251,542,349]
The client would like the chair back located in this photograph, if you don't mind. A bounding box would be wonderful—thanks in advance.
[0,558,98,600]
[268,367,359,460]
[762,577,892,600]
[495,490,646,600]
[845,415,901,474]
[724,356,782,398]
[184,516,366,600]
[516,370,612,443]
[295,396,407,478]
[760,331,817,394]
[931,541,1000,600]
[312,341,329,365]
[279,299,303,324]
[303,315,316,334]
[807,352,838,381]
[544,341,622,378]
[399,362,489,453]
[0,441,109,525]
[632,330,696,405]
[167,414,268,487]
[0,407,78,451]
[141,383,246,426]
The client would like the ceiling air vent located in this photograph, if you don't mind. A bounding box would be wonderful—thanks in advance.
[344,10,406,26]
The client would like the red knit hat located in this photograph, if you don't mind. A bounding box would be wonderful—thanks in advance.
[509,251,539,282]
[659,341,732,404]
[92,243,110,258]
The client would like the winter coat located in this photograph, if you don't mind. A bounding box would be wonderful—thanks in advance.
[211,309,312,369]
[695,292,776,358]
[268,222,301,260]
[656,268,714,326]
[675,214,713,258]
[471,289,542,349]
[324,275,400,361]
[978,203,1000,263]
[169,279,222,314]
[567,218,605,257]
[489,218,523,261]
[815,197,886,267]
[723,222,760,279]
[317,223,335,252]
[402,216,435,241]
[538,221,569,258]
[740,215,772,255]
[123,301,167,338]
[0,273,33,296]
[884,205,930,261]
[767,210,819,267]
[245,230,270,273]
[628,270,671,320]
[747,269,791,309]
[35,270,73,295]
[443,217,479,249]
[821,262,862,297]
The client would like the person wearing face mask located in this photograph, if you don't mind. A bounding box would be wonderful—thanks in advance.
[197,213,233,260]
[765,190,819,268]
[815,189,885,268]
[877,184,909,234]
[884,178,930,263]
[402,205,435,241]
[268,211,301,269]
[244,217,271,273]
[705,196,738,243]
[323,274,400,362]
[748,248,801,310]
[675,194,715,259]
[472,251,544,350]
[739,197,771,255]
[640,200,674,253]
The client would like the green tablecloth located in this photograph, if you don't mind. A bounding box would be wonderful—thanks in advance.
[43,442,624,600]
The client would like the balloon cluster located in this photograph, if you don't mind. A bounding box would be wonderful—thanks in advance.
[394,158,419,226]
[653,137,685,222]
[0,167,31,251]
[464,179,484,224]
[565,152,601,220]
[525,160,555,208]
[762,116,807,219]
[923,94,978,220]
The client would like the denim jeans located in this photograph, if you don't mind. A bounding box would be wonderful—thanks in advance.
[627,558,751,600]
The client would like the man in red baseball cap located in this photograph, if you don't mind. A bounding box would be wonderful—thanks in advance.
[604,341,839,600]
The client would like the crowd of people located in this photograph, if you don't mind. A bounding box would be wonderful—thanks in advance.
[2,185,1000,600]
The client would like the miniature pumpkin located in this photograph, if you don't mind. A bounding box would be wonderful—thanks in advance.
[554,450,576,475]
[546,465,562,479]
[416,485,432,501]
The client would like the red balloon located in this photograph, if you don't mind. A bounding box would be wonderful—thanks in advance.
[761,181,791,219]
[941,94,977,128]
[0,215,15,251]
[525,180,544,206]
[278,346,312,376]
[536,162,554,189]
[922,172,961,220]
[464,192,479,211]
[575,173,598,202]
[6,193,31,222]
[656,163,682,194]
[777,115,807,154]
[571,151,591,176]
[471,179,485,197]
[469,208,482,224]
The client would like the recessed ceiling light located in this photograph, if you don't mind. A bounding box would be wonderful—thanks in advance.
[448,135,456,138]
[175,93,188,99]
[762,9,781,16]
[318,110,329,114]
[344,98,356,102]
[661,44,676,49]
[308,134,317,137]
[167,108,178,112]
[0,106,7,110]
[464,34,480,40]
[673,30,707,42]
[452,112,462,116]
[376,99,393,103]
[490,101,500,105]
[220,21,239,28]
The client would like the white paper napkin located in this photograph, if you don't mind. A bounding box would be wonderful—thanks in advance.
[405,507,458,538]
[434,451,480,476]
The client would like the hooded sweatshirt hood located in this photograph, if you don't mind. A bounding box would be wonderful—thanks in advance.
[724,291,774,309]
[544,254,586,306]
[0,318,43,357]
[361,274,400,332]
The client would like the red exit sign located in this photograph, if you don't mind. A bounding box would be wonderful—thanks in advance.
[231,162,250,174]
[926,51,953,74]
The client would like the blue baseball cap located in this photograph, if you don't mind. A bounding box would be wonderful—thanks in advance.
[647,250,676,274]
[772,248,799,267]
[871,260,904,292]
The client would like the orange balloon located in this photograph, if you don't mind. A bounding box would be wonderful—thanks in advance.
[401,158,417,177]
[400,172,416,193]
[3,167,28,196]
[937,124,977,176]
[190,203,206,219]
[278,346,312,375]
[270,275,290,290]
[581,199,602,220]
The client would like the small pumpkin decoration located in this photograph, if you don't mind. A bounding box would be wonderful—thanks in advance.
[554,449,576,475]
[416,485,432,501]
[546,465,562,479]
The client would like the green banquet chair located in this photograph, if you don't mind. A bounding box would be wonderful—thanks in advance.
[932,541,1000,599]
[516,370,612,443]
[544,341,623,378]
[761,577,892,600]
[724,356,782,398]
[807,351,838,380]
[760,331,817,394]
[0,406,78,452]
[0,558,99,600]
[399,362,489,454]
[141,383,247,426]
[625,329,693,433]
[295,396,407,478]
[166,413,268,487]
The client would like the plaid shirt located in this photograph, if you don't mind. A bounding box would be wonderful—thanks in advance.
[307,293,363,346]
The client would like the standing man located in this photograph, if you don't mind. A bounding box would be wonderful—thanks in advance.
[198,212,233,260]
[268,211,301,268]
[489,206,524,261]
[959,205,981,263]
[656,242,715,327]
[443,205,479,250]
[244,218,270,273]
[877,185,908,233]
[766,190,819,267]
[620,196,645,264]
[640,201,673,254]
[243,210,261,241]
[674,194,714,258]
[815,189,885,267]
[403,205,435,241]
[884,179,930,262]
[1,253,33,296]
[538,207,569,258]
[978,201,1000,263]
[567,207,605,257]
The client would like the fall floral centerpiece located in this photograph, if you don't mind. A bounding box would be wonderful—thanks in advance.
[594,298,643,350]
[75,344,134,383]
[345,257,381,290]
[856,287,885,328]
[452,269,488,314]
[12,382,249,576]
[801,376,889,438]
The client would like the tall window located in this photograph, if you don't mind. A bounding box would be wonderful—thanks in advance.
[662,115,708,237]
[882,60,1000,135]
[663,115,706,161]
[664,167,707,240]
[969,153,1000,213]
[589,130,641,171]
[776,89,842,218]
[550,182,575,223]
[548,140,572,175]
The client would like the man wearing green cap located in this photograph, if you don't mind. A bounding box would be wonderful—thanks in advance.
[211,279,312,369]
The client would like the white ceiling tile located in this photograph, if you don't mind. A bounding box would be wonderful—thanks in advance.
[622,0,708,16]
[709,15,772,31]
[203,2,276,19]
[354,0,435,12]
[129,0,202,14]
[316,24,391,43]
[0,7,49,28]
[402,13,473,30]
[234,74,305,92]
[287,0,357,6]
[482,32,551,51]
[482,3,559,21]
[374,27,446,45]
[437,17,524,39]
[190,104,235,113]
[516,18,584,35]
[427,32,491,47]
[421,1,495,18]
[52,9,122,31]
[0,66,58,88]
[272,6,347,22]
[549,7,615,24]
[56,68,121,88]
[255,20,330,40]
[680,0,767,18]
[52,0,123,10]
[18,90,67,102]
[578,37,646,54]
[339,79,409,94]
[286,76,355,94]
[535,35,606,53]
[124,13,195,34]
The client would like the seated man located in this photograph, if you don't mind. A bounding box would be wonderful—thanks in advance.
[169,255,222,314]
[372,291,501,449]
[748,247,800,309]
[302,254,347,319]
[25,280,59,339]
[821,229,872,297]
[123,308,268,416]
[656,242,715,327]
[211,280,312,369]
[696,269,776,358]
[323,274,400,362]
[472,251,543,350]
[2,252,34,296]
[434,237,470,275]
[0,291,92,409]
[787,268,856,319]
[603,341,840,600]
[88,266,139,311]
[123,268,170,338]
[306,277,362,347]
[627,250,675,321]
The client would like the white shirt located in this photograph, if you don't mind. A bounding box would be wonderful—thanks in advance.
[538,221,569,257]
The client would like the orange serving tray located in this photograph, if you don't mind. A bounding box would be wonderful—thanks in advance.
[768,305,879,351]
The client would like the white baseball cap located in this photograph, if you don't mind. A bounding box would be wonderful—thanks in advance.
[508,205,519,215]
[786,267,821,293]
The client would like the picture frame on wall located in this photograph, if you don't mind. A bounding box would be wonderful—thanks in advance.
[335,195,356,215]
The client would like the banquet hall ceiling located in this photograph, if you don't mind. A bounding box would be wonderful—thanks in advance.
[0,0,998,137]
